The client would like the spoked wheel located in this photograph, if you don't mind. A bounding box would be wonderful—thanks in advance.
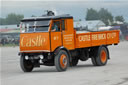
[20,55,34,72]
[55,50,69,72]
[91,46,109,66]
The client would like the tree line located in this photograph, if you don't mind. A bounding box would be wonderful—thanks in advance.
[0,13,24,25]
[0,8,125,26]
[86,8,125,25]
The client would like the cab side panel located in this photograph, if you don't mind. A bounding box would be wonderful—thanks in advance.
[62,19,75,50]
[50,32,62,52]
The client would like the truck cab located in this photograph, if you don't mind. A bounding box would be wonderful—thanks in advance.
[20,15,77,72]
[20,15,75,53]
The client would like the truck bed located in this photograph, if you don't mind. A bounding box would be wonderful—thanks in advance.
[75,30,119,48]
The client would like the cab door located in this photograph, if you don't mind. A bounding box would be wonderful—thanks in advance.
[61,19,75,50]
[50,20,62,52]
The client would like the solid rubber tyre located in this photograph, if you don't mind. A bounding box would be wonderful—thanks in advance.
[20,55,34,72]
[91,56,97,66]
[71,58,79,66]
[55,50,69,72]
[90,47,98,66]
[91,46,109,66]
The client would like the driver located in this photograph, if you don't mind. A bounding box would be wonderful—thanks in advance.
[52,23,60,31]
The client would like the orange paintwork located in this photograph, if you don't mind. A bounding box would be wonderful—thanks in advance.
[76,33,91,48]
[20,18,119,53]
[50,19,75,51]
[62,19,75,50]
[76,30,119,48]
[50,32,62,51]
[20,32,50,52]
[106,30,119,44]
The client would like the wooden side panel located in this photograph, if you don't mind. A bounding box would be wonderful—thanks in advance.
[76,30,119,48]
[76,33,91,48]
[20,32,50,52]
[91,32,107,46]
[106,30,120,44]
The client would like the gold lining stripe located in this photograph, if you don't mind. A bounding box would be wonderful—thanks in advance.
[20,50,50,52]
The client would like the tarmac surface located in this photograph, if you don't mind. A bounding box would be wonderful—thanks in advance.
[0,41,128,85]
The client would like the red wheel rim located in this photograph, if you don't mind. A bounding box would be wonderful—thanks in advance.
[100,50,107,63]
[60,54,67,69]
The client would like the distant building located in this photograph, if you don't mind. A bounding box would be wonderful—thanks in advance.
[0,24,20,45]
[0,24,19,29]
[0,24,20,39]
[113,21,124,25]
[74,20,106,31]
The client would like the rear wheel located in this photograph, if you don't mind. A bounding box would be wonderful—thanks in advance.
[91,56,97,66]
[71,58,79,66]
[20,55,34,72]
[55,50,69,72]
[91,46,109,66]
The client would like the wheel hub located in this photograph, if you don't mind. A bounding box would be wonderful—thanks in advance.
[101,50,107,63]
[60,54,67,68]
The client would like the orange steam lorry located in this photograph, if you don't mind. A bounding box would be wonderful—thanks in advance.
[19,14,119,72]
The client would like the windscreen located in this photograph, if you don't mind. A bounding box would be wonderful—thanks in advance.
[20,20,50,33]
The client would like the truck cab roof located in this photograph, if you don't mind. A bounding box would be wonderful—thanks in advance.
[21,14,73,21]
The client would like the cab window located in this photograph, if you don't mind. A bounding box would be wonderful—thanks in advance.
[51,21,60,32]
[20,20,50,33]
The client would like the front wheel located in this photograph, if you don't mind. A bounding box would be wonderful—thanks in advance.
[20,55,34,72]
[54,50,69,72]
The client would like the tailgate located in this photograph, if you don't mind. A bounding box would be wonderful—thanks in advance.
[20,32,50,53]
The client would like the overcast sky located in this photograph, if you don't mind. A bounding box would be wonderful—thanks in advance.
[1,0,128,21]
